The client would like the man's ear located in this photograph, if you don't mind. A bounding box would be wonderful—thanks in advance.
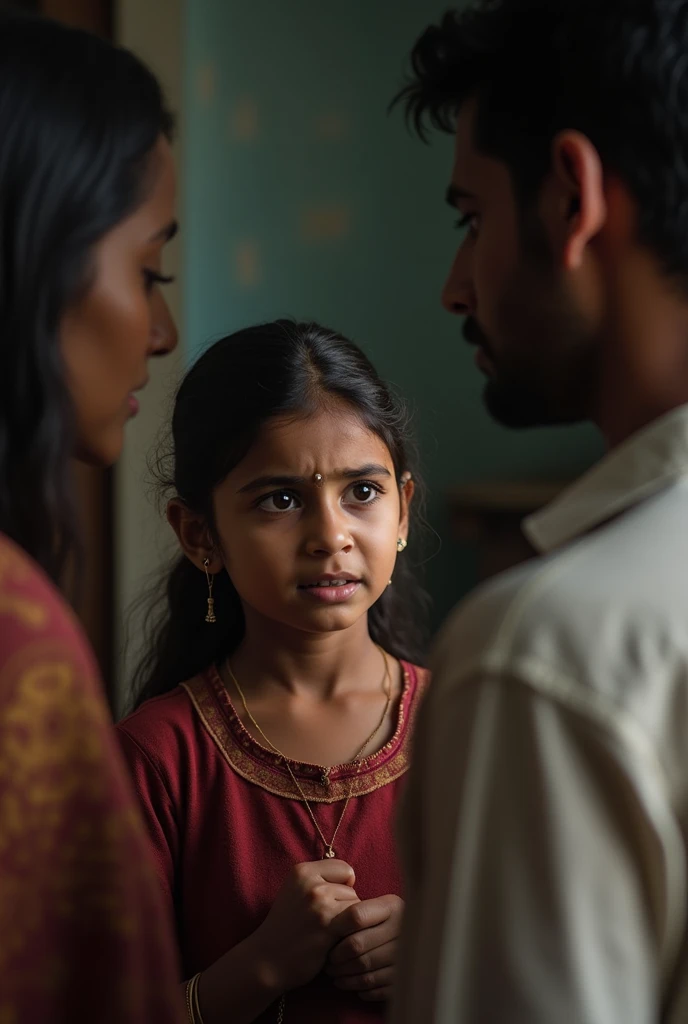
[545,130,607,269]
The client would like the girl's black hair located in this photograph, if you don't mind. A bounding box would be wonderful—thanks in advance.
[0,11,174,583]
[130,320,430,708]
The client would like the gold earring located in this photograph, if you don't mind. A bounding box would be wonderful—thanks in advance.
[397,537,407,553]
[203,558,217,624]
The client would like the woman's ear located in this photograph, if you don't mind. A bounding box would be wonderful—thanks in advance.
[166,498,223,572]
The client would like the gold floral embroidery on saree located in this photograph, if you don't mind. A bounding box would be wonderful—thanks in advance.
[0,640,171,1018]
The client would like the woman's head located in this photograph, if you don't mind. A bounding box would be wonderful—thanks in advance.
[0,12,177,580]
[132,320,429,706]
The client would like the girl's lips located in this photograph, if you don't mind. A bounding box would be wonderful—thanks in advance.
[298,581,362,604]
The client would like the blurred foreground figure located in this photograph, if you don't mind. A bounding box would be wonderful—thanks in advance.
[391,2,688,1021]
[0,11,182,1022]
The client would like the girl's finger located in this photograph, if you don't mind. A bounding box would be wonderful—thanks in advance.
[304,859,356,887]
[328,939,396,976]
[332,966,395,993]
[359,986,393,1003]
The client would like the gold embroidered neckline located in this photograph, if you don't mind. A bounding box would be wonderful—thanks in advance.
[214,661,409,773]
[182,661,428,803]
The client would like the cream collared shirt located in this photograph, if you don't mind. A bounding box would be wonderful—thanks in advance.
[392,406,688,1024]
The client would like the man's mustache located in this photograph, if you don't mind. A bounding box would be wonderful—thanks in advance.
[463,317,491,352]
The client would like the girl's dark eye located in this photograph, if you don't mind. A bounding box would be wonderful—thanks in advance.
[258,491,300,513]
[346,481,382,504]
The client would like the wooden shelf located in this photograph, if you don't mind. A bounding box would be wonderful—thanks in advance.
[448,478,572,581]
[448,479,570,516]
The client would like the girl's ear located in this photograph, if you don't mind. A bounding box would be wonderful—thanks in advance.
[397,472,415,543]
[166,498,223,572]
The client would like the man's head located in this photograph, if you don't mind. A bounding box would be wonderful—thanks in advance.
[397,1,688,436]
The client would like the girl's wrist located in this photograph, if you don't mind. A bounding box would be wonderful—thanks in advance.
[195,931,285,1024]
[245,928,286,998]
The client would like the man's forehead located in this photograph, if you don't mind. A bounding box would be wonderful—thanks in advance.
[450,99,508,196]
[452,99,480,176]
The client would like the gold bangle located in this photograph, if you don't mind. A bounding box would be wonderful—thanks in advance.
[185,975,195,1023]
[185,973,202,1023]
[192,971,205,1024]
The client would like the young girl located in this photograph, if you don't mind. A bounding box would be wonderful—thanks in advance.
[117,320,430,1024]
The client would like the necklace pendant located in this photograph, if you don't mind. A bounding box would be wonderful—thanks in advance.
[325,847,335,858]
[320,771,330,788]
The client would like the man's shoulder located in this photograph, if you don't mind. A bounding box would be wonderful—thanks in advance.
[433,554,549,678]
[435,502,688,715]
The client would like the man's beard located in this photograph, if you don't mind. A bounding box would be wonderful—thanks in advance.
[465,316,557,427]
[464,221,598,429]
[465,310,596,430]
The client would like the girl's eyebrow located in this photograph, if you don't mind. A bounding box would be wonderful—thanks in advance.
[237,464,391,495]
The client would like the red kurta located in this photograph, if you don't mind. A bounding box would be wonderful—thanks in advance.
[117,659,428,1024]
[0,532,183,1023]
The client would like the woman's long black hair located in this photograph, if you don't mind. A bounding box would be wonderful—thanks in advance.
[0,11,174,583]
[130,320,430,708]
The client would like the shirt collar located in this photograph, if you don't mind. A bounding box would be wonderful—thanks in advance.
[524,404,688,554]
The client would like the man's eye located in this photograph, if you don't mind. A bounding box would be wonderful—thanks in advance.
[454,212,479,235]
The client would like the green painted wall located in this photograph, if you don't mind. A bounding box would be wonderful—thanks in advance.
[183,1,602,629]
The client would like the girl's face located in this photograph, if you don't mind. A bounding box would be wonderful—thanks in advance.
[191,403,413,638]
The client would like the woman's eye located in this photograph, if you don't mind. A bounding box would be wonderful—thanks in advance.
[258,491,300,512]
[143,269,175,294]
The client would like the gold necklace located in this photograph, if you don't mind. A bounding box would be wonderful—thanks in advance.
[228,649,393,1024]
[226,647,392,860]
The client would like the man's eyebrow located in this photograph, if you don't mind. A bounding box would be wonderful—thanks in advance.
[445,184,476,208]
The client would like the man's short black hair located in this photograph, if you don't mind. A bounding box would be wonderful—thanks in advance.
[396,1,688,286]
